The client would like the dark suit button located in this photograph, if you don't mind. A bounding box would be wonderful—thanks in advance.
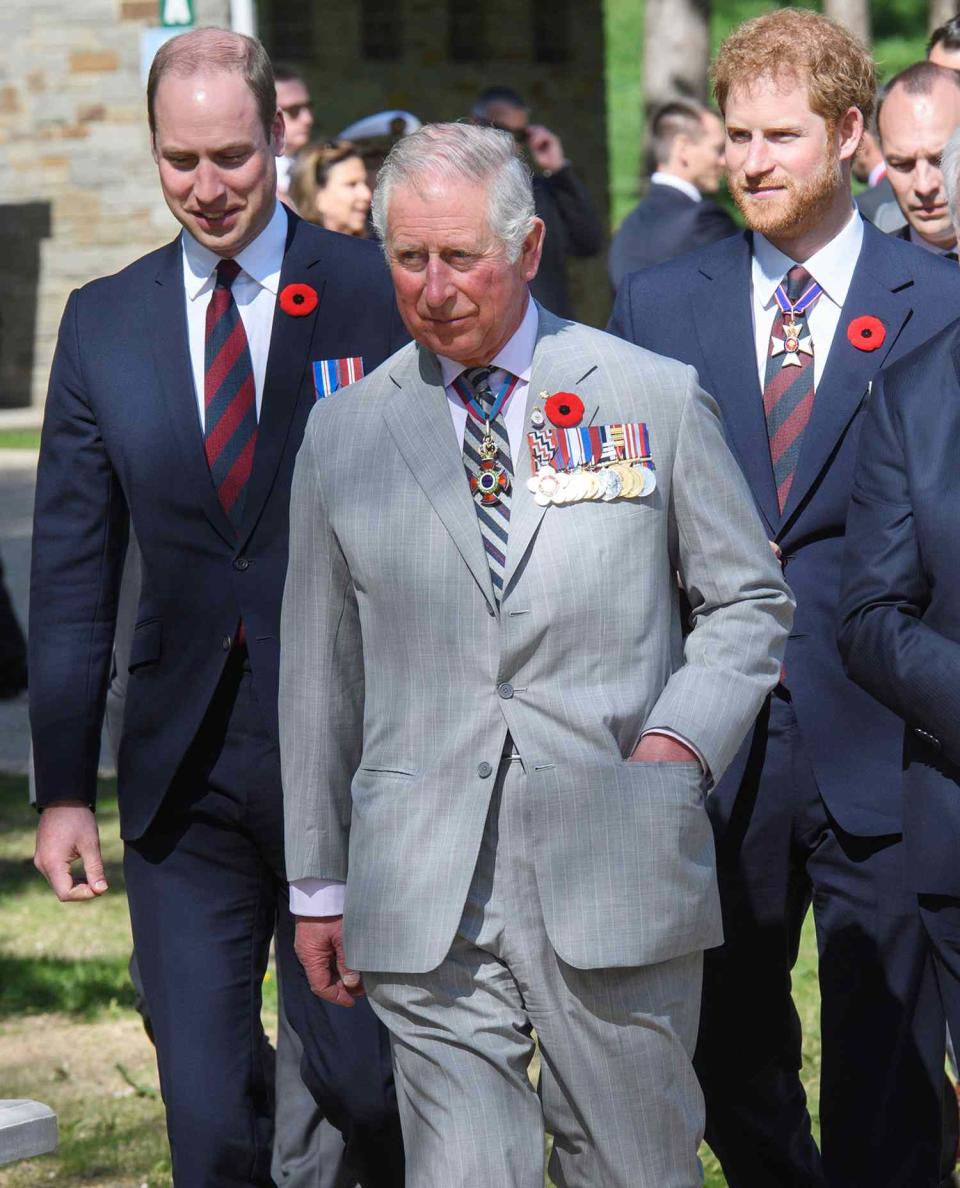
[477,761,493,778]
[222,635,232,651]
[234,557,250,571]
[498,682,514,699]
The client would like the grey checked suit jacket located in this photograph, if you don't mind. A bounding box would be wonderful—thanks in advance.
[280,306,793,974]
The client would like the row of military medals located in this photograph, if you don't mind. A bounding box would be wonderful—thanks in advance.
[526,394,657,508]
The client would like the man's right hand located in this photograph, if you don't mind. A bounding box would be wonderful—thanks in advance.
[34,803,108,901]
[295,916,364,1008]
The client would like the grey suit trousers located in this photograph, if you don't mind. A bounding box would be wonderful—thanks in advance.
[366,755,705,1188]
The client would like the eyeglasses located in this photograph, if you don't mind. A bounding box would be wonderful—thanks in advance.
[281,101,313,119]
[475,118,528,146]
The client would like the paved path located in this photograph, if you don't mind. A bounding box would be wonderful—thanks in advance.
[0,450,35,774]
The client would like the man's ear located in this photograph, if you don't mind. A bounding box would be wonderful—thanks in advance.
[521,217,546,282]
[837,105,864,164]
[271,110,286,157]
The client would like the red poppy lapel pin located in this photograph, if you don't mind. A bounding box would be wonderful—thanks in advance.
[279,283,318,317]
[543,391,585,428]
[847,315,886,352]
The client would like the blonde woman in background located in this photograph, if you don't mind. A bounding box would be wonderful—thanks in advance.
[290,140,372,237]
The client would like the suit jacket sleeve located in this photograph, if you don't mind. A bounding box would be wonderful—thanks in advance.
[839,371,960,763]
[280,405,363,883]
[29,290,128,810]
[642,369,795,781]
[541,166,605,258]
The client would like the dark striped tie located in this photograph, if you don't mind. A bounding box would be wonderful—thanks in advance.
[461,366,513,602]
[763,264,821,513]
[204,259,257,530]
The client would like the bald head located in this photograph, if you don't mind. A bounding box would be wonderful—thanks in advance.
[147,27,276,140]
[879,63,960,249]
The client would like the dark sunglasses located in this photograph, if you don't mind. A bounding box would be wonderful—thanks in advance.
[281,101,313,119]
[475,118,528,146]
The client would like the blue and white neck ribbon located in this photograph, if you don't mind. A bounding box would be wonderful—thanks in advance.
[453,373,520,423]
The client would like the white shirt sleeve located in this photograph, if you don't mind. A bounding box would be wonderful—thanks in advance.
[289,878,345,917]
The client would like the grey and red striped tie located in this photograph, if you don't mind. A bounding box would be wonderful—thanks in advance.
[763,264,821,513]
[204,259,257,530]
[460,366,513,602]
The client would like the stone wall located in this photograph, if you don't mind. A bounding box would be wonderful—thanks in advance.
[0,0,229,409]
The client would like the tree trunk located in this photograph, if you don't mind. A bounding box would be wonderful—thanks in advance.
[823,0,871,46]
[643,0,711,113]
[930,0,957,35]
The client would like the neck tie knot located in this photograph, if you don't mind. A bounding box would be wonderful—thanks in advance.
[461,366,495,406]
[784,264,813,304]
[215,259,241,290]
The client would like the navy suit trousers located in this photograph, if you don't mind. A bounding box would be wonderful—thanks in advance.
[123,650,403,1187]
[696,690,948,1188]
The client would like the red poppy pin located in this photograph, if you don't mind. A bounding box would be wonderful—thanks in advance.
[847,315,886,352]
[544,391,585,428]
[279,283,318,317]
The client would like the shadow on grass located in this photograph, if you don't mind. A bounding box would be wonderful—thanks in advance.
[0,953,135,1020]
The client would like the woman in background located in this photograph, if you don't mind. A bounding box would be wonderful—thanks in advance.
[289,140,372,237]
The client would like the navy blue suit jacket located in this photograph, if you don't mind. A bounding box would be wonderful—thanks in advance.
[29,212,407,840]
[840,320,960,893]
[609,222,960,837]
[608,182,737,292]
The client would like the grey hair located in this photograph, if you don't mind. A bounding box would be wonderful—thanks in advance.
[942,124,960,234]
[371,122,537,262]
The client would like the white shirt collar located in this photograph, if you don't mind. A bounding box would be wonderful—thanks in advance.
[650,170,702,203]
[908,224,956,256]
[181,200,288,300]
[752,206,863,309]
[437,296,539,388]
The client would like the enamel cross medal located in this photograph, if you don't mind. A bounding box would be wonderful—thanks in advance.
[770,275,822,369]
[470,417,511,506]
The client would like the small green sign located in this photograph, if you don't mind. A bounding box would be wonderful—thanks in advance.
[160,0,194,27]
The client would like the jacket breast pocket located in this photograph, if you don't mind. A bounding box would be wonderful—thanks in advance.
[128,618,162,673]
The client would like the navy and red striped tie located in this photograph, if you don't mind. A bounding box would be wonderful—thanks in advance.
[204,259,257,530]
[763,265,821,513]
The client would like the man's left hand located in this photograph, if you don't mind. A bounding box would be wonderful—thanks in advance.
[527,124,567,174]
[294,916,364,1007]
[628,734,699,763]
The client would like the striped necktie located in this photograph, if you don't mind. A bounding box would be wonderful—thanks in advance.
[204,259,257,531]
[763,264,821,513]
[460,366,513,602]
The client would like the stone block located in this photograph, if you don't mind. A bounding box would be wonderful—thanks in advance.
[0,1100,57,1166]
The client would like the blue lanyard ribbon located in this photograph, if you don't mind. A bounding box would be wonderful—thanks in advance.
[453,373,520,423]
[773,278,823,319]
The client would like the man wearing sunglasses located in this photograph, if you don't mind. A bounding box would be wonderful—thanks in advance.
[472,86,603,320]
[275,62,314,198]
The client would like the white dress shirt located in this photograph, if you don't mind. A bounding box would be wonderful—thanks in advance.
[290,296,702,919]
[650,170,702,203]
[181,200,288,427]
[751,207,863,390]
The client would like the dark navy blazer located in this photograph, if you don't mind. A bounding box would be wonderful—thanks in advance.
[609,222,960,837]
[840,319,960,894]
[29,211,408,840]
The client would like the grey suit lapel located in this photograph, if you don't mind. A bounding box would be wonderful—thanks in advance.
[382,345,498,612]
[501,308,599,595]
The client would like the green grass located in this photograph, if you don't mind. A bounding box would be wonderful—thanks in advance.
[0,429,40,449]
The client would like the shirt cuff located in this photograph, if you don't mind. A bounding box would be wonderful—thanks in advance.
[640,729,709,776]
[290,878,345,917]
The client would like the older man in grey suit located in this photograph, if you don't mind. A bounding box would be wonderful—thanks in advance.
[280,123,793,1188]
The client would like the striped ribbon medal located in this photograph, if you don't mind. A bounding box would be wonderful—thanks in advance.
[770,274,822,368]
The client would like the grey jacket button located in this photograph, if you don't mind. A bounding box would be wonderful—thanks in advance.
[477,761,493,778]
[497,682,514,699]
